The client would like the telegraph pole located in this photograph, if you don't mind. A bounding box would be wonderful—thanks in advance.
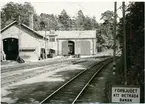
[113,2,117,75]
[45,30,47,59]
[122,2,127,85]
[18,16,21,57]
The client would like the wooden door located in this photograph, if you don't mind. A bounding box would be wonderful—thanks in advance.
[62,41,68,55]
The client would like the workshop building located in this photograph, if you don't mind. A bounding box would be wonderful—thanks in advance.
[38,30,97,56]
[1,19,97,62]
[1,21,47,62]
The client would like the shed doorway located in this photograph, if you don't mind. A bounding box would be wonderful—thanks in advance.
[3,38,19,60]
[68,41,75,55]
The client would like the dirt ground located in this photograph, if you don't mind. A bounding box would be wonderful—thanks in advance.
[75,61,113,103]
[1,59,101,104]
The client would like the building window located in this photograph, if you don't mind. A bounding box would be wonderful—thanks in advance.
[49,37,55,42]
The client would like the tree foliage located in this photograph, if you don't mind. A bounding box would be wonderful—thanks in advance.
[118,2,144,102]
[97,10,114,48]
[76,10,85,30]
[83,16,93,30]
[1,2,40,30]
[92,16,99,29]
[1,2,101,31]
[101,10,114,23]
[39,13,58,30]
[58,9,71,30]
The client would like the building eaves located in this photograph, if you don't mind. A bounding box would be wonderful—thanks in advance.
[21,24,48,40]
[1,21,48,40]
[1,21,17,33]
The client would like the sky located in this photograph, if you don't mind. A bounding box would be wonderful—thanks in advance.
[0,0,129,23]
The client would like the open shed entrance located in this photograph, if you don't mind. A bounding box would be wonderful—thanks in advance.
[68,41,75,55]
[3,38,19,60]
[62,41,75,56]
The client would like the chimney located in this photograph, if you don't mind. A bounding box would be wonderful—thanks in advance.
[29,12,33,29]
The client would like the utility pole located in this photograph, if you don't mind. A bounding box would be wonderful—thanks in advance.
[122,2,127,85]
[18,16,21,57]
[113,2,117,75]
[45,29,47,59]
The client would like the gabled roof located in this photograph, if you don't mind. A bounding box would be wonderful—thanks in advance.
[1,21,17,32]
[1,21,47,40]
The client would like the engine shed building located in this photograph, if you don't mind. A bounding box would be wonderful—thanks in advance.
[1,20,97,62]
[38,30,97,56]
[1,21,47,62]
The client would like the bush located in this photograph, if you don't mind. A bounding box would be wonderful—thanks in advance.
[105,58,123,102]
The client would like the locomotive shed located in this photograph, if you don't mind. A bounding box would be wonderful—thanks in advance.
[1,21,48,62]
[1,56,113,104]
[1,20,97,62]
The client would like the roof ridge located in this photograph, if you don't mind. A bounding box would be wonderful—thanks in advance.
[1,21,48,40]
[1,21,17,32]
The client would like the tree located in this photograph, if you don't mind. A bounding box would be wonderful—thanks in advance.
[49,14,59,30]
[118,2,144,102]
[70,16,77,30]
[91,16,99,29]
[1,2,40,30]
[58,9,71,30]
[76,10,85,30]
[39,13,59,30]
[1,2,22,28]
[83,16,92,30]
[2,2,102,31]
[100,10,114,23]
[98,10,114,48]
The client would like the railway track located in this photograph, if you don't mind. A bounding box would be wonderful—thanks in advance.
[1,58,78,73]
[1,61,72,87]
[1,61,70,79]
[1,56,108,73]
[1,57,102,88]
[39,57,113,104]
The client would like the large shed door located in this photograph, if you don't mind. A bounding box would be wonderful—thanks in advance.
[62,41,68,55]
[3,38,19,60]
[80,41,90,55]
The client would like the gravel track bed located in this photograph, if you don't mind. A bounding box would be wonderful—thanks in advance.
[1,59,100,104]
[75,62,113,103]
[75,58,119,103]
[1,61,70,79]
[2,62,71,87]
[1,58,78,73]
[41,58,112,104]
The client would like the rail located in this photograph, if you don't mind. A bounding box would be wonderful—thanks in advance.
[39,57,113,104]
